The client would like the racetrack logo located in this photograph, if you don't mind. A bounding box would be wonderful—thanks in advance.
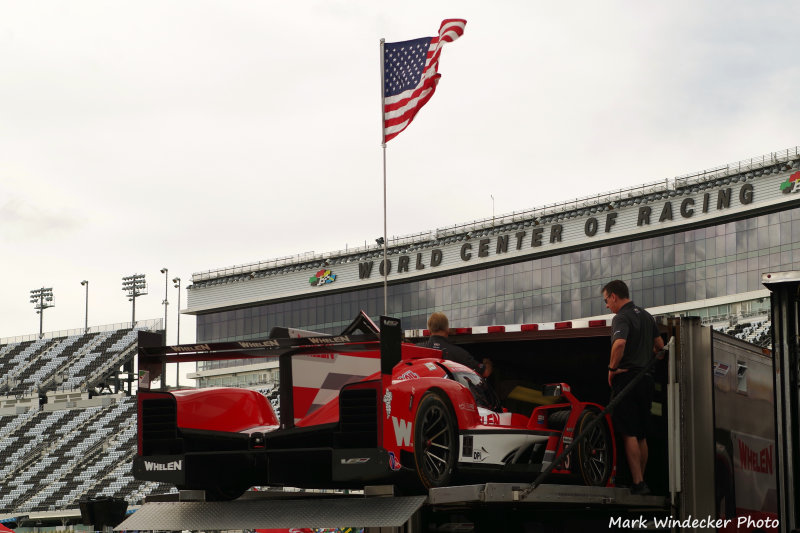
[144,460,183,472]
[780,171,800,193]
[309,268,336,286]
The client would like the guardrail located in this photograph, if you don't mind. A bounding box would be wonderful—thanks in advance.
[192,146,800,283]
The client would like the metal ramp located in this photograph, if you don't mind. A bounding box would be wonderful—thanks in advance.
[115,493,426,531]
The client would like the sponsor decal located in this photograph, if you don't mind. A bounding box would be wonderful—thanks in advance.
[171,344,211,352]
[425,362,437,371]
[340,457,371,465]
[738,439,774,475]
[309,268,336,286]
[388,451,402,471]
[307,336,350,345]
[398,370,419,381]
[391,416,413,447]
[144,460,183,472]
[137,370,150,388]
[459,402,476,412]
[383,390,392,419]
[472,446,489,462]
[480,412,501,425]
[478,407,510,425]
[238,339,280,348]
[780,171,800,193]
[713,361,730,377]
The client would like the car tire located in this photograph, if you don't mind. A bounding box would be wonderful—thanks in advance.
[575,410,613,486]
[413,392,457,488]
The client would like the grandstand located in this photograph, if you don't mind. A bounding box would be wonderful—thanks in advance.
[0,322,177,526]
[710,316,773,348]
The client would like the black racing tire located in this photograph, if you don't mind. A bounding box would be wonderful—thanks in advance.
[413,392,458,488]
[575,410,613,486]
[546,409,571,430]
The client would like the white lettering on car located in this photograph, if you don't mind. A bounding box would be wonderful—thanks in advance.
[144,460,183,471]
[392,416,413,447]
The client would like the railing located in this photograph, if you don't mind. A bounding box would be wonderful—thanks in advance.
[0,319,162,346]
[192,146,800,283]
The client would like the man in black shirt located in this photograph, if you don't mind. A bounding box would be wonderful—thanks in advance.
[602,280,664,495]
[420,312,492,378]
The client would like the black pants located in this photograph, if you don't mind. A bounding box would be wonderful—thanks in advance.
[610,370,654,440]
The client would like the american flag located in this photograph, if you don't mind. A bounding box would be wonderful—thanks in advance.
[383,19,466,143]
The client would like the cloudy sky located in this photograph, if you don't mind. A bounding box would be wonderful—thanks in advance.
[1,1,798,343]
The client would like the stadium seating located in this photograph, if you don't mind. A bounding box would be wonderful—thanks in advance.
[715,317,773,348]
[0,326,177,515]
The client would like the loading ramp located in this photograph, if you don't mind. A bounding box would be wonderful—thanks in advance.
[115,484,667,532]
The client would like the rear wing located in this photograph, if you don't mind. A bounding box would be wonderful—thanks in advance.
[136,312,401,429]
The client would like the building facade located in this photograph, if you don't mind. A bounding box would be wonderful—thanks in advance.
[185,148,800,379]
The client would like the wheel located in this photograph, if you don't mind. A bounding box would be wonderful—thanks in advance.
[575,410,613,486]
[413,393,458,488]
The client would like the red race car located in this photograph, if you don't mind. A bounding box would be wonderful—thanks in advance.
[133,314,616,499]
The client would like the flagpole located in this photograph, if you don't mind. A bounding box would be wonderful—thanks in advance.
[380,38,388,316]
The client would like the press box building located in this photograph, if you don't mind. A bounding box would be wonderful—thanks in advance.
[184,147,800,386]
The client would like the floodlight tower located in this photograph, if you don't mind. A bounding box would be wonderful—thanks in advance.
[122,274,148,326]
[172,277,181,344]
[160,267,169,341]
[172,276,181,385]
[30,287,54,338]
[80,280,89,333]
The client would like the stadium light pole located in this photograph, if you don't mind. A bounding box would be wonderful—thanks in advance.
[121,274,147,326]
[29,287,54,339]
[80,280,89,333]
[160,267,169,342]
[173,276,181,386]
[172,277,181,344]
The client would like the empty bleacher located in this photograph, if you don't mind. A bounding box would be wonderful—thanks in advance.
[714,316,772,348]
[0,324,176,515]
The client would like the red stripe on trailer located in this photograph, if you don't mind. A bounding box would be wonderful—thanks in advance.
[521,324,539,332]
[454,327,472,335]
[488,326,506,333]
[588,319,607,327]
[554,321,572,329]
[423,329,430,336]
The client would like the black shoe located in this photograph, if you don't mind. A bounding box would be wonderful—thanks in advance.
[630,482,650,495]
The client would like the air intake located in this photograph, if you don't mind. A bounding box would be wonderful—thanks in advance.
[337,387,378,448]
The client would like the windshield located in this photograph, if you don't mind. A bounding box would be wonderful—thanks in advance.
[452,371,503,412]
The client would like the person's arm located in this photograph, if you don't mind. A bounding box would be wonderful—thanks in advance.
[608,338,626,387]
[653,335,665,352]
[653,334,665,360]
[652,319,665,357]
